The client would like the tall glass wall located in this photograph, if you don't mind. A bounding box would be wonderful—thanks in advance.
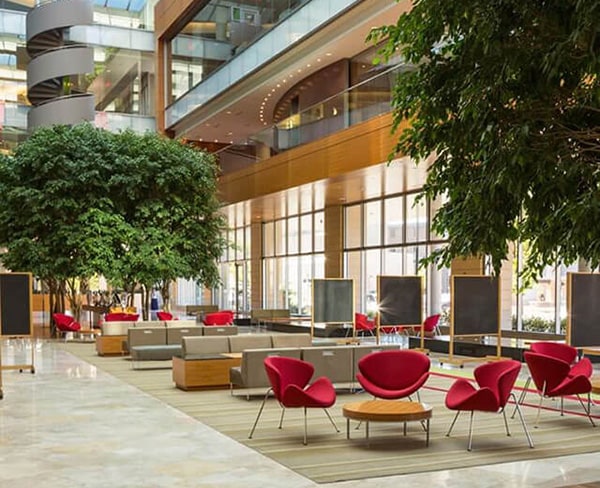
[217,224,251,313]
[262,210,324,315]
[344,193,450,319]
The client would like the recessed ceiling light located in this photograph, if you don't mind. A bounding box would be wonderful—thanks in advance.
[276,84,280,88]
[226,110,232,114]
[214,139,218,142]
[326,52,332,56]
[306,63,311,67]
[317,58,321,62]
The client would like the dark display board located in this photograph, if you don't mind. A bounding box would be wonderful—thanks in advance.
[312,279,353,323]
[378,275,422,326]
[568,273,600,347]
[0,273,32,337]
[452,275,499,336]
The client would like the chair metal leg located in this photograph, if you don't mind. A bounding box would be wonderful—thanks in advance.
[446,410,461,437]
[502,408,511,437]
[534,382,546,428]
[467,411,475,451]
[278,406,286,429]
[303,407,308,445]
[323,408,340,432]
[577,393,596,427]
[560,396,564,416]
[510,392,534,448]
[511,376,531,419]
[248,388,272,439]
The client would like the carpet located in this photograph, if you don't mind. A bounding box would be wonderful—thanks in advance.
[57,342,600,483]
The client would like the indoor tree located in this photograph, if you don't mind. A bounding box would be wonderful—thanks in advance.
[0,123,227,329]
[369,0,600,282]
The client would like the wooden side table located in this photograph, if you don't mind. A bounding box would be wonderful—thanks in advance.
[342,400,432,447]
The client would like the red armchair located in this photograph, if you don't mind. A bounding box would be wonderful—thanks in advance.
[203,311,234,326]
[445,359,534,451]
[523,351,595,427]
[52,313,82,340]
[354,313,375,337]
[104,312,139,322]
[249,356,339,445]
[516,342,592,408]
[156,311,175,321]
[356,350,430,402]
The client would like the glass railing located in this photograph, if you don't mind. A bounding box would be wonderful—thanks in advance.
[166,0,360,127]
[217,63,408,168]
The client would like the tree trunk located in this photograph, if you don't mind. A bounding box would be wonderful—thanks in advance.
[140,284,150,321]
[160,280,171,312]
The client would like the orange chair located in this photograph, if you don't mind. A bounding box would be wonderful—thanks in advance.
[52,313,82,341]
[445,360,534,451]
[249,356,339,445]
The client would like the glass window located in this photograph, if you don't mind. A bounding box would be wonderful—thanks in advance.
[383,247,403,275]
[287,216,299,254]
[346,250,362,312]
[264,258,276,308]
[314,211,324,252]
[384,196,404,245]
[300,214,312,253]
[345,204,362,248]
[275,219,287,256]
[263,222,274,257]
[235,227,244,260]
[364,200,381,247]
[406,193,427,242]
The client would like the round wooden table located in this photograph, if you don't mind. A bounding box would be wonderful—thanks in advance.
[342,400,432,447]
[591,378,600,395]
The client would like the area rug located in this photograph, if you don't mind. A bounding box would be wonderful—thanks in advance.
[57,342,600,483]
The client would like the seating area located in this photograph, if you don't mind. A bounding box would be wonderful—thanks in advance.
[172,333,401,391]
[96,319,238,356]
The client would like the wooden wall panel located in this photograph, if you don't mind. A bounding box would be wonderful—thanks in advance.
[451,256,484,275]
[219,114,406,205]
[324,206,343,278]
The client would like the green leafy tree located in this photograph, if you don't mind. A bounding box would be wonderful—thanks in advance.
[0,124,226,327]
[369,0,600,281]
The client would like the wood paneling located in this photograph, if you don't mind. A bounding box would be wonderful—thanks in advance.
[451,256,484,275]
[172,356,242,390]
[325,206,343,278]
[218,114,406,206]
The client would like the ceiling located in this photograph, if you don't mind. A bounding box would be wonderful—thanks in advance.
[172,0,412,146]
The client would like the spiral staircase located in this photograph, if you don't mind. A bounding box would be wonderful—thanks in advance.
[26,0,95,130]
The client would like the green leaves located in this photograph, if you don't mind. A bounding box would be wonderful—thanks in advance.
[0,123,227,305]
[375,0,600,277]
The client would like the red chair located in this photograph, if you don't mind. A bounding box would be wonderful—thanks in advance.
[396,314,441,337]
[354,313,375,337]
[156,311,175,321]
[52,313,82,340]
[523,351,595,427]
[516,342,592,407]
[445,360,534,451]
[356,350,430,401]
[203,311,234,326]
[249,356,339,445]
[104,312,139,322]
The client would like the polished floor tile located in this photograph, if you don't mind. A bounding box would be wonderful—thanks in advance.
[1,339,600,487]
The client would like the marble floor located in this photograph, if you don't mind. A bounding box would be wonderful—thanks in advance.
[1,338,600,488]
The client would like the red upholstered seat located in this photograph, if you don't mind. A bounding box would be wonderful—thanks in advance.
[356,350,430,400]
[156,311,175,321]
[445,360,534,451]
[53,313,82,340]
[516,342,593,414]
[524,351,595,427]
[354,312,375,337]
[104,312,139,322]
[203,311,234,325]
[249,356,339,445]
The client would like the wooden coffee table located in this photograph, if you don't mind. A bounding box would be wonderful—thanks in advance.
[342,400,432,447]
